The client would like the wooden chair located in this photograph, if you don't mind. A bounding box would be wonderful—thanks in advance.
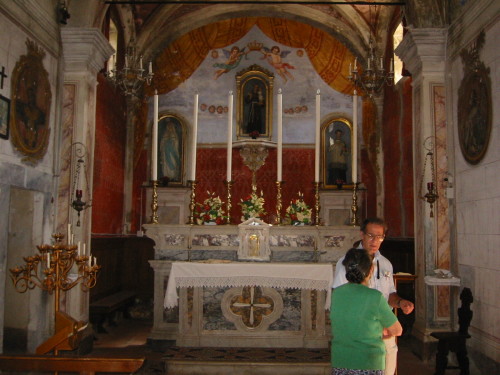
[430,287,473,375]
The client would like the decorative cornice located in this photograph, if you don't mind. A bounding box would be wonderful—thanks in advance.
[395,28,447,80]
[61,28,114,75]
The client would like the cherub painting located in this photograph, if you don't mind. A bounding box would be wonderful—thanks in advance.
[213,46,248,80]
[261,45,295,82]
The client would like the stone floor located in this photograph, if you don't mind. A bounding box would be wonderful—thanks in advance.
[91,317,448,375]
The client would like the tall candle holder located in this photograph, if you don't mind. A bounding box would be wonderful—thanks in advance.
[187,180,197,225]
[224,180,233,224]
[275,181,284,225]
[9,233,100,355]
[350,182,360,226]
[150,179,159,224]
[313,182,321,226]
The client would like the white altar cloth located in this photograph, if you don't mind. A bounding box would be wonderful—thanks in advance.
[164,261,334,309]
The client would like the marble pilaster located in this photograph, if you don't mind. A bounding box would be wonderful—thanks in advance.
[396,28,453,359]
[59,28,114,321]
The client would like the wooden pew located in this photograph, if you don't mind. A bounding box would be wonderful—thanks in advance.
[0,355,145,374]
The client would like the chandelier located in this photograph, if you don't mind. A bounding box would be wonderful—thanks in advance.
[106,39,153,97]
[348,37,394,97]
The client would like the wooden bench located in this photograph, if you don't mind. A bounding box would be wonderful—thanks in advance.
[90,290,137,333]
[0,355,145,374]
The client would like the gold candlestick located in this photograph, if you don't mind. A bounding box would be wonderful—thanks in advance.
[275,180,283,225]
[224,180,233,224]
[188,180,197,225]
[150,180,159,224]
[350,182,360,226]
[314,181,321,226]
[9,233,100,355]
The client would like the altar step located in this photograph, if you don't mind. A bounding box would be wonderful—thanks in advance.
[163,346,331,375]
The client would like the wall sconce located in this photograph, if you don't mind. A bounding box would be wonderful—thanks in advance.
[419,137,438,217]
[71,143,91,226]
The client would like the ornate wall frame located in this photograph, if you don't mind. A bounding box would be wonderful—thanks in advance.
[10,39,52,164]
[457,31,492,165]
[156,113,186,186]
[236,64,274,140]
[321,117,354,189]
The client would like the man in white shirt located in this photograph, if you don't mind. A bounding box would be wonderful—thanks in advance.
[332,217,414,375]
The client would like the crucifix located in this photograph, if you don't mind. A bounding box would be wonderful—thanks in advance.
[0,66,7,89]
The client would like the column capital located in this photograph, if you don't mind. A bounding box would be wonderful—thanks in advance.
[61,28,114,75]
[395,28,447,80]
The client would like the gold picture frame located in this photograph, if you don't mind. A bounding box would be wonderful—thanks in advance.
[321,117,355,189]
[236,64,274,140]
[156,113,186,186]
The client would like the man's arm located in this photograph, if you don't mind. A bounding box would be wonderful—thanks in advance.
[388,292,414,314]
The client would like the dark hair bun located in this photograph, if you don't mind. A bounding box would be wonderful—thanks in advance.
[345,268,365,283]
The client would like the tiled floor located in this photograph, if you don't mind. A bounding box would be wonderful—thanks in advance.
[92,318,444,375]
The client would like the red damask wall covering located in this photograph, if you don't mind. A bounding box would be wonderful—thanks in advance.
[92,75,127,234]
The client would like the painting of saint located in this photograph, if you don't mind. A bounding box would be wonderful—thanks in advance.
[322,119,352,187]
[158,115,184,185]
[236,64,274,139]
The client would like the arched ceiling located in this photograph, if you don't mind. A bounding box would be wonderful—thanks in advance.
[67,1,404,68]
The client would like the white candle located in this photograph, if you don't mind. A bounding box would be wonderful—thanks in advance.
[149,61,152,74]
[191,94,199,181]
[352,90,358,183]
[277,89,283,181]
[46,253,50,268]
[71,233,74,245]
[88,254,92,267]
[77,241,81,256]
[140,57,143,70]
[226,91,233,181]
[390,58,393,73]
[83,243,86,256]
[354,58,357,72]
[315,90,321,182]
[152,91,158,180]
[67,224,71,243]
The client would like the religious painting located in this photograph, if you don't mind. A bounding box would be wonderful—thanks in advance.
[321,118,354,189]
[236,64,274,140]
[0,95,10,140]
[10,39,52,164]
[457,31,492,165]
[157,114,185,186]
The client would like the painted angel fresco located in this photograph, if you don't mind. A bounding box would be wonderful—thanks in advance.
[261,45,295,82]
[213,46,248,80]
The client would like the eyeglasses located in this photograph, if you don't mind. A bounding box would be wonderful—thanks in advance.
[364,232,385,242]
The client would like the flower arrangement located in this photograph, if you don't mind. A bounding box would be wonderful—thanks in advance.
[239,191,266,221]
[195,191,228,225]
[285,192,312,225]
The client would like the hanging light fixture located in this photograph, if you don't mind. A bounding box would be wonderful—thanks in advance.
[71,142,92,226]
[348,5,394,97]
[419,137,438,218]
[106,38,154,97]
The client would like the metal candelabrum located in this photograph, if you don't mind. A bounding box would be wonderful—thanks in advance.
[187,180,197,225]
[350,182,360,226]
[313,182,321,226]
[224,180,233,224]
[275,181,283,225]
[150,179,159,224]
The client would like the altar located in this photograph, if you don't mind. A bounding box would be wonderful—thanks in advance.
[164,261,333,348]
[144,223,360,348]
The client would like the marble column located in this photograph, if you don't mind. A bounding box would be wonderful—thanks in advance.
[60,28,114,321]
[396,28,453,360]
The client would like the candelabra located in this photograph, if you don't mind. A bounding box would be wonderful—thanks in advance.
[9,233,100,354]
[187,180,197,225]
[105,39,153,97]
[224,180,233,224]
[275,181,283,225]
[313,182,321,226]
[350,182,360,226]
[348,37,394,97]
[150,179,159,224]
